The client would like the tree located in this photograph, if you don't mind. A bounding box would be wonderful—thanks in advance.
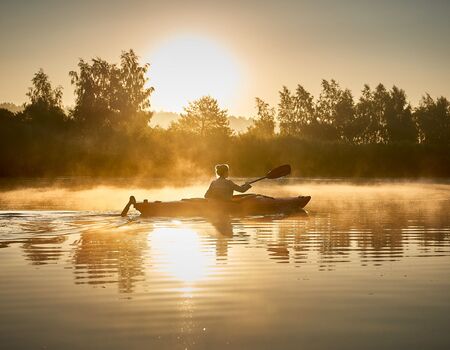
[21,69,66,126]
[384,86,417,143]
[294,85,315,122]
[315,79,355,141]
[26,69,63,108]
[278,85,317,138]
[414,94,450,145]
[69,50,153,131]
[354,84,417,144]
[370,84,390,143]
[278,86,297,136]
[292,85,316,138]
[0,108,15,124]
[354,84,386,143]
[247,97,275,138]
[117,50,154,131]
[69,57,120,128]
[0,103,23,114]
[170,96,232,137]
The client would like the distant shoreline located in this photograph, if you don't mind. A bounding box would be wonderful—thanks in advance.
[1,138,448,179]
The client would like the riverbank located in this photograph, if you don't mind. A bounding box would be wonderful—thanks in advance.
[1,133,449,178]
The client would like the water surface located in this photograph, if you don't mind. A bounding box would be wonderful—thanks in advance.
[1,179,449,349]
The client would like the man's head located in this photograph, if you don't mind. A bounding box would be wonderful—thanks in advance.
[215,164,229,178]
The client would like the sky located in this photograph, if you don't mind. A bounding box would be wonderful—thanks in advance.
[0,0,449,117]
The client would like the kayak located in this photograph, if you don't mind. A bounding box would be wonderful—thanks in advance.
[130,194,311,217]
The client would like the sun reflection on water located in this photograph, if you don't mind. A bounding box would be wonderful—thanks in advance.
[149,227,215,285]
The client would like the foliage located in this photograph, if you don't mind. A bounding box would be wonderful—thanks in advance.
[271,81,421,144]
[278,86,297,136]
[26,69,63,108]
[384,86,417,143]
[247,97,275,138]
[20,69,66,127]
[0,50,449,178]
[414,95,450,145]
[278,85,316,137]
[69,50,154,132]
[170,96,232,137]
[0,103,23,113]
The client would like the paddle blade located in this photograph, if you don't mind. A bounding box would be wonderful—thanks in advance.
[120,196,136,217]
[266,164,291,179]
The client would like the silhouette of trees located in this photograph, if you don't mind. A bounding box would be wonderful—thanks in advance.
[0,70,69,177]
[315,79,355,141]
[352,84,417,144]
[0,48,449,178]
[27,69,63,107]
[353,84,383,143]
[384,86,417,143]
[278,86,297,136]
[21,69,66,127]
[170,96,232,137]
[415,95,450,145]
[278,85,315,137]
[293,85,316,137]
[0,108,15,124]
[69,50,153,132]
[247,97,275,138]
[0,103,22,113]
[270,81,421,144]
[278,80,355,141]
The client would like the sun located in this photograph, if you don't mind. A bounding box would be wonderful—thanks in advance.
[147,34,242,113]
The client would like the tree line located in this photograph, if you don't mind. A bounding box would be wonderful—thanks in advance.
[0,50,449,178]
[248,80,449,145]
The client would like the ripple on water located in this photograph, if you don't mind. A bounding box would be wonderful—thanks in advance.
[0,182,450,349]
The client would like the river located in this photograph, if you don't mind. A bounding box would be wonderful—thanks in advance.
[0,178,449,349]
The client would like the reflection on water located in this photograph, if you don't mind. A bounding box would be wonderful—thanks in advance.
[151,227,216,286]
[1,200,449,286]
[0,180,449,349]
[22,235,67,266]
[73,228,148,293]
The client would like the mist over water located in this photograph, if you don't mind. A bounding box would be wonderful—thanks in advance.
[1,177,448,211]
[0,178,449,349]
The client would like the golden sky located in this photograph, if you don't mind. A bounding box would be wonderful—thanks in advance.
[0,0,449,116]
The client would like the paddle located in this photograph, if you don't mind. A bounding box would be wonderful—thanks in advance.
[120,196,136,217]
[246,164,291,185]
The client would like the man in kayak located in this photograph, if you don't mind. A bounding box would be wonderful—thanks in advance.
[205,164,252,200]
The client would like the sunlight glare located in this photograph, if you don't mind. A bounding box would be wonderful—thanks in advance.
[150,227,214,284]
[148,35,241,112]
